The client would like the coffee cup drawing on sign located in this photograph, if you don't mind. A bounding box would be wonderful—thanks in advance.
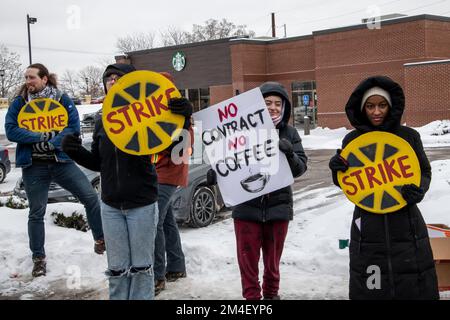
[240,172,270,193]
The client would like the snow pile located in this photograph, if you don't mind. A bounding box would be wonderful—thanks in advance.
[298,120,450,150]
[416,120,450,147]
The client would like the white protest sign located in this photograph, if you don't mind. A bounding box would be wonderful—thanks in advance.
[193,88,294,206]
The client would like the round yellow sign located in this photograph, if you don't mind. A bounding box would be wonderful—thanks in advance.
[102,70,185,155]
[18,98,68,132]
[337,131,421,214]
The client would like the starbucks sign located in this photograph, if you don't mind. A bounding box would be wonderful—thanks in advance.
[172,51,186,72]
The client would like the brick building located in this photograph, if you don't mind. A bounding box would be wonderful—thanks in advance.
[117,14,450,129]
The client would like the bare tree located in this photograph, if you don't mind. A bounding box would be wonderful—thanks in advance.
[116,32,155,53]
[96,57,116,69]
[78,65,103,97]
[59,70,80,98]
[160,26,190,46]
[187,19,255,43]
[0,44,24,100]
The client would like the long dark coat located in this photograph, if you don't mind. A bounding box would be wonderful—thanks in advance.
[332,76,439,300]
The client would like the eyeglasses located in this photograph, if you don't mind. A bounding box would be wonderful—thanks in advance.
[105,75,121,83]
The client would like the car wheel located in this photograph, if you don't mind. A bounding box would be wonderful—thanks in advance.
[189,186,216,228]
[92,178,101,194]
[0,165,6,183]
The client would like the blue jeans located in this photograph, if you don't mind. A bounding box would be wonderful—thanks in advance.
[101,201,158,300]
[154,183,186,281]
[22,162,103,259]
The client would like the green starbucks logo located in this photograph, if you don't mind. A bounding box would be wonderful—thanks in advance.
[172,51,186,72]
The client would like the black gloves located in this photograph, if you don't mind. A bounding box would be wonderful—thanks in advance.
[329,149,349,172]
[168,98,193,118]
[401,184,425,204]
[32,141,55,153]
[206,168,217,186]
[40,131,59,141]
[62,134,83,154]
[278,138,294,157]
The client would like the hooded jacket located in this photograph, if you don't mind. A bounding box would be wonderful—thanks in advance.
[65,63,158,210]
[334,76,438,300]
[232,82,308,222]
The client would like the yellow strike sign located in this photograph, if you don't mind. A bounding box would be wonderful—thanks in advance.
[102,70,185,155]
[337,131,421,214]
[18,98,68,132]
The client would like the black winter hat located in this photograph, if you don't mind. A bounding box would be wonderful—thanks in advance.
[102,63,136,93]
[259,81,292,126]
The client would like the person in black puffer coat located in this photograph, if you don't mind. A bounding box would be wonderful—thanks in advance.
[61,63,160,300]
[329,75,439,300]
[208,82,308,300]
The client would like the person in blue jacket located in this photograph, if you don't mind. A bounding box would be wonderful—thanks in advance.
[5,63,104,278]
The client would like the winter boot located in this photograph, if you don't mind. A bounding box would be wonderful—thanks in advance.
[155,279,166,296]
[32,257,47,277]
[165,271,186,282]
[94,239,106,255]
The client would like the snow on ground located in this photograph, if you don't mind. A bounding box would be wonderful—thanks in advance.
[0,159,449,299]
[299,120,450,150]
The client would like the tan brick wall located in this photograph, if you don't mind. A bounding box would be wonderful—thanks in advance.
[404,61,450,127]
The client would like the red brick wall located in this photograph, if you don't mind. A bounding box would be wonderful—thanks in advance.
[404,61,450,127]
[230,43,267,94]
[314,20,427,67]
[314,19,450,129]
[209,85,233,106]
[266,39,315,74]
[425,20,450,59]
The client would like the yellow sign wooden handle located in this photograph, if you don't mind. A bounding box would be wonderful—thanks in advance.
[337,131,421,214]
[102,70,185,155]
[18,98,68,132]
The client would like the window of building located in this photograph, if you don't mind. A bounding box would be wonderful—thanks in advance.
[199,88,210,110]
[291,80,317,128]
[179,88,210,112]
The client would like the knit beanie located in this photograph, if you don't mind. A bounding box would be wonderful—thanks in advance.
[361,86,392,110]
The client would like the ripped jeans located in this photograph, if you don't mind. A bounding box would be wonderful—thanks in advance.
[101,201,158,300]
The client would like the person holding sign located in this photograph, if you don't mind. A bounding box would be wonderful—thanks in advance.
[5,63,104,278]
[153,72,192,296]
[329,76,438,299]
[208,82,307,300]
[62,63,161,300]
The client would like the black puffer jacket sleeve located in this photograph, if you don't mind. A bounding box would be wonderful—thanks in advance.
[331,130,359,187]
[286,128,307,178]
[64,120,101,172]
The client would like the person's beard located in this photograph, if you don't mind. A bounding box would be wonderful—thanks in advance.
[27,85,41,94]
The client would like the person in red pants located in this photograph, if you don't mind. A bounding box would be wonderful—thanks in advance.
[207,82,308,300]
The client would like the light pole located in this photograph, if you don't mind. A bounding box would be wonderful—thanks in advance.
[85,77,89,95]
[0,69,5,98]
[27,14,37,65]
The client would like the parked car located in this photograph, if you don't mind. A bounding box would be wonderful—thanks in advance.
[14,164,100,203]
[0,146,12,183]
[13,131,226,228]
[14,140,100,203]
[70,97,82,105]
[171,160,225,228]
[80,110,102,134]
[90,96,105,104]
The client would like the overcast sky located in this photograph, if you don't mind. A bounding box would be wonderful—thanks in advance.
[1,0,449,76]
